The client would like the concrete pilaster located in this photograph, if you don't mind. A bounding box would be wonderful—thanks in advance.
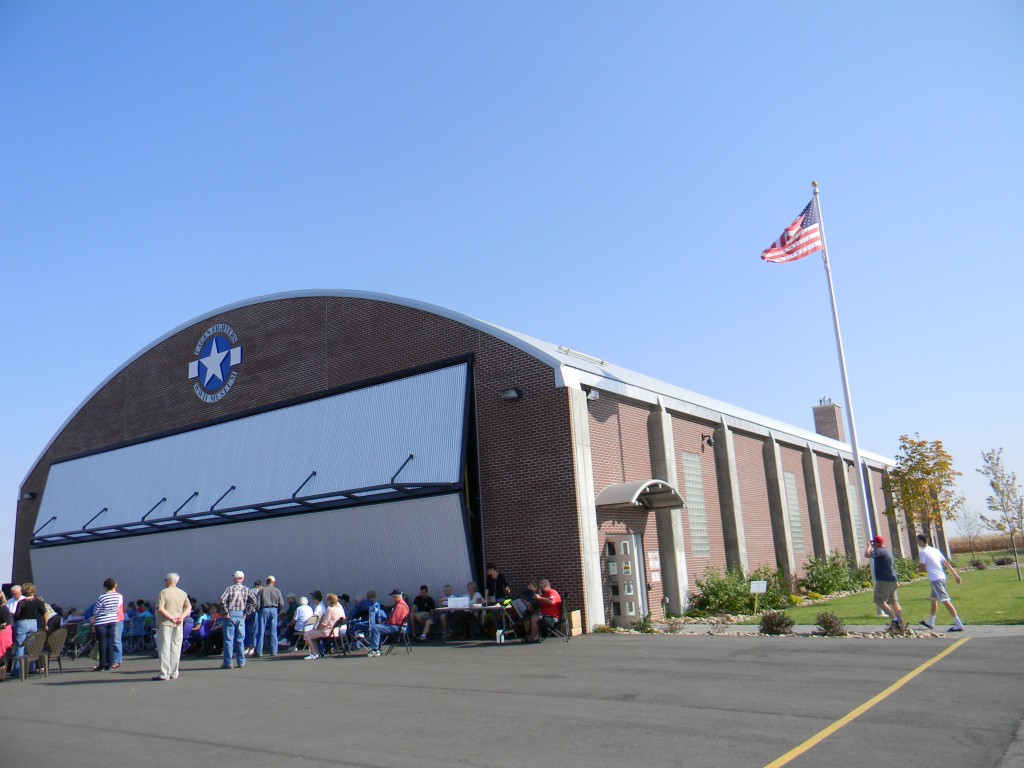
[567,386,606,630]
[647,409,690,616]
[714,420,748,574]
[802,443,830,557]
[832,456,858,557]
[763,435,795,582]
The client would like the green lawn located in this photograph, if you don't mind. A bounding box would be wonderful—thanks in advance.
[949,549,1022,569]
[757,567,1024,626]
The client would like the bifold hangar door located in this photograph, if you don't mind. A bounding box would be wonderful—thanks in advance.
[31,363,474,608]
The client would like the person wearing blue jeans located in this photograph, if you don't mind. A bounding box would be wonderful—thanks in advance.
[219,570,256,669]
[255,575,285,657]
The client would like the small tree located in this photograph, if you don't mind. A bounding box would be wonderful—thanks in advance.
[956,506,985,562]
[977,448,1023,581]
[884,434,964,538]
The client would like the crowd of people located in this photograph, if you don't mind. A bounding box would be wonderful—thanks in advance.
[0,562,565,680]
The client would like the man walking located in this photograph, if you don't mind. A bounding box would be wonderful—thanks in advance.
[154,573,192,680]
[864,536,903,632]
[220,570,257,668]
[917,533,964,632]
[255,575,285,657]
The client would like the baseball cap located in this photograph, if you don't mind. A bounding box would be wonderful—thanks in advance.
[871,535,884,546]
[233,570,245,579]
[389,588,403,596]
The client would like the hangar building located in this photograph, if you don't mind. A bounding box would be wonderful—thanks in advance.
[13,291,903,629]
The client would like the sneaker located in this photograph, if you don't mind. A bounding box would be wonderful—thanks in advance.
[417,634,428,641]
[304,654,320,660]
[171,672,179,679]
[151,675,168,681]
[367,649,381,657]
[919,620,935,630]
[949,626,964,632]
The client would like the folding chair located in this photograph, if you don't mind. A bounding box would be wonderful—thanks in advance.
[45,627,69,674]
[179,618,195,655]
[541,598,571,643]
[20,630,49,681]
[381,620,412,655]
[70,623,95,660]
[123,615,155,653]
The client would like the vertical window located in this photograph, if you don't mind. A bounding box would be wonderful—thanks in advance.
[849,485,864,552]
[624,582,634,595]
[626,601,636,616]
[681,451,711,557]
[622,562,632,575]
[606,541,616,556]
[620,540,630,556]
[784,471,804,553]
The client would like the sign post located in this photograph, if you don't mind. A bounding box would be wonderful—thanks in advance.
[750,580,768,615]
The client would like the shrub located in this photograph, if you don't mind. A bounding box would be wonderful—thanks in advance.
[788,594,804,606]
[815,611,847,637]
[800,551,856,595]
[807,592,823,601]
[688,564,793,616]
[631,613,655,633]
[749,564,792,610]
[894,557,919,583]
[688,567,753,616]
[592,624,616,633]
[970,559,987,570]
[994,556,1015,566]
[759,610,795,635]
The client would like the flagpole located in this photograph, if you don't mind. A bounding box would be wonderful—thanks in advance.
[812,181,875,546]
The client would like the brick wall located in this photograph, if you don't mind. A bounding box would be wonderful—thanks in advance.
[15,296,586,621]
[732,432,775,570]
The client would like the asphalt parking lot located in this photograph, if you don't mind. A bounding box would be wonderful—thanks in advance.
[2,631,1022,768]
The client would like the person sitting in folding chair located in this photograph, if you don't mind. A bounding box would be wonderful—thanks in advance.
[366,589,409,657]
[301,594,344,660]
[523,579,561,643]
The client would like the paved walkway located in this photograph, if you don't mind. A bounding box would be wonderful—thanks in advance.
[667,622,1024,637]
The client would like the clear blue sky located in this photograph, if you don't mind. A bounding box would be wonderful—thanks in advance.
[2,2,1022,582]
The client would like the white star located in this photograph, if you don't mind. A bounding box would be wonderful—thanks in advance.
[200,338,229,387]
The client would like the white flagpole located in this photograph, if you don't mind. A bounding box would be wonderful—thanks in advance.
[812,181,875,545]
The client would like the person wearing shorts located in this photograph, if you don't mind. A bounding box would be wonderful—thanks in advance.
[917,533,964,632]
[864,535,902,631]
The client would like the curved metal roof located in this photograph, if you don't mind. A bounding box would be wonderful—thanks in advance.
[595,479,687,510]
[23,289,891,486]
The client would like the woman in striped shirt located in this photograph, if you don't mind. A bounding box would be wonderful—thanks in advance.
[90,578,123,671]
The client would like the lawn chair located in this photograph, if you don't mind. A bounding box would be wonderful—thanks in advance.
[179,618,195,655]
[541,597,571,643]
[123,614,155,653]
[70,623,95,660]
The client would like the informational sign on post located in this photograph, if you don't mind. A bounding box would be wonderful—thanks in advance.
[750,580,768,614]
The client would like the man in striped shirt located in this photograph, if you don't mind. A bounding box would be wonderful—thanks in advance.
[219,571,256,669]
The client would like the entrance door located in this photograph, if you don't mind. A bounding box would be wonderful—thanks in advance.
[605,533,647,629]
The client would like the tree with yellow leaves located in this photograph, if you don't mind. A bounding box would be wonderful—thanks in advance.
[884,434,964,542]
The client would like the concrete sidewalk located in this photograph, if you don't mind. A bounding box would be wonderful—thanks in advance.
[666,622,1024,638]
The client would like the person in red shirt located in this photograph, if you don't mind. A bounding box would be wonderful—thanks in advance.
[525,579,562,642]
[367,589,410,657]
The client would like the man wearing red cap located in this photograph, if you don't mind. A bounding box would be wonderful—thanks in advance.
[864,535,903,632]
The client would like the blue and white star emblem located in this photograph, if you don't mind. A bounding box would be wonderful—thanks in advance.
[187,323,243,403]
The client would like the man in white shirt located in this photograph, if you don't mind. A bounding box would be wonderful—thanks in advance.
[5,584,23,615]
[917,533,964,632]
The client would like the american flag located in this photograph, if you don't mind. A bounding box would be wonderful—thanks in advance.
[761,200,822,263]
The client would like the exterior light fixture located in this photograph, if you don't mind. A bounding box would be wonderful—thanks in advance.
[499,388,522,401]
[701,433,715,452]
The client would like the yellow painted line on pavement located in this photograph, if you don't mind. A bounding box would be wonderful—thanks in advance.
[763,637,969,768]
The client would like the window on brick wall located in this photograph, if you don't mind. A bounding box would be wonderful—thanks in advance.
[784,471,804,553]
[849,485,864,552]
[681,451,711,557]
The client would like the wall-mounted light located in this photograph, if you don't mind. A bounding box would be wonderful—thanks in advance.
[701,433,715,452]
[22,491,38,500]
[499,388,522,401]
[585,389,601,401]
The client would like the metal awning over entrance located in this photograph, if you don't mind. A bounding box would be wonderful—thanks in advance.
[595,479,685,510]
